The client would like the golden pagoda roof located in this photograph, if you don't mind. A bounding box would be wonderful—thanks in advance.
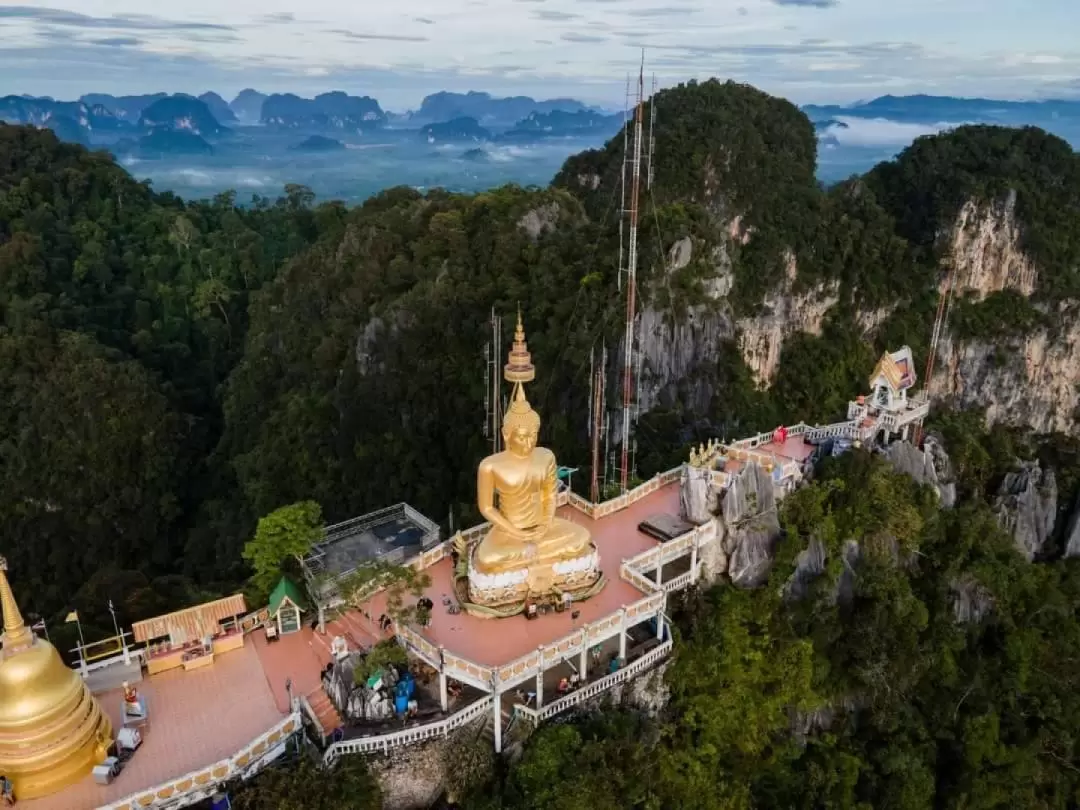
[0,558,112,799]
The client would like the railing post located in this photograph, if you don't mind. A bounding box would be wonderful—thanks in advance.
[438,645,448,713]
[491,672,503,754]
[618,608,627,661]
[579,626,589,681]
[535,645,545,709]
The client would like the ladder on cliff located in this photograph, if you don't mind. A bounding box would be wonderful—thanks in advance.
[914,256,959,446]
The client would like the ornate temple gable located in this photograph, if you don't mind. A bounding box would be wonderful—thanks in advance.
[870,346,916,396]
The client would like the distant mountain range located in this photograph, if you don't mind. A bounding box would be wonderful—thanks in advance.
[803,94,1080,129]
[0,88,627,155]
[2,87,1078,162]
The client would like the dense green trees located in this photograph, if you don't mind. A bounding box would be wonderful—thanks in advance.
[6,88,1075,633]
[454,449,1080,810]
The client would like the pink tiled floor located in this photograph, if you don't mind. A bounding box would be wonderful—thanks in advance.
[393,483,679,667]
[252,627,333,710]
[759,435,815,463]
[21,642,283,810]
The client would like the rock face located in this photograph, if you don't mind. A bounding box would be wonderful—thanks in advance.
[1064,497,1080,559]
[924,194,1080,436]
[949,194,1038,299]
[882,437,956,507]
[720,463,781,588]
[950,575,995,624]
[993,461,1058,560]
[784,536,826,602]
[680,464,716,524]
[637,236,734,416]
[736,251,840,387]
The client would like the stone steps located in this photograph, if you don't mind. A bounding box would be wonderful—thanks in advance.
[306,686,343,737]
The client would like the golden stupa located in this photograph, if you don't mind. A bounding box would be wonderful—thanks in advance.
[0,557,112,799]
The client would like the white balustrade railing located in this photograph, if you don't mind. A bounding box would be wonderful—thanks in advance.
[323,696,494,765]
[662,571,695,593]
[535,640,673,721]
[96,713,301,810]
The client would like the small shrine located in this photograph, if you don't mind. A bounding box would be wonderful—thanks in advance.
[454,313,605,617]
[868,346,917,413]
[267,576,306,636]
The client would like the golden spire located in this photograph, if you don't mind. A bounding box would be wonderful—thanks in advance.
[0,557,33,654]
[502,313,541,435]
[504,309,535,386]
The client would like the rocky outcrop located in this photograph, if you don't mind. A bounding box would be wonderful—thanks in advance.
[784,536,826,602]
[948,193,1038,299]
[720,463,781,588]
[680,464,716,524]
[993,461,1058,560]
[882,437,956,507]
[517,203,560,241]
[736,251,840,386]
[950,575,994,624]
[1064,497,1080,559]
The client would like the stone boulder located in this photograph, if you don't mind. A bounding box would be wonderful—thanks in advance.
[994,461,1057,561]
[680,464,716,524]
[950,575,994,624]
[882,437,956,508]
[721,463,780,588]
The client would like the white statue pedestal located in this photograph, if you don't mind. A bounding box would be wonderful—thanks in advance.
[463,544,604,617]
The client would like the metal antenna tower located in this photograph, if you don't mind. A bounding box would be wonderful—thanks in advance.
[484,308,503,454]
[589,344,607,503]
[619,54,646,494]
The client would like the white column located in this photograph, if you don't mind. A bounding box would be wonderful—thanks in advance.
[656,594,667,641]
[690,535,699,584]
[655,558,663,587]
[535,646,544,709]
[618,609,627,661]
[317,603,326,634]
[438,646,448,712]
[492,674,503,753]
[579,629,588,681]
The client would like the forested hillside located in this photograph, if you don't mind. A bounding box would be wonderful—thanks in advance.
[1,78,1079,694]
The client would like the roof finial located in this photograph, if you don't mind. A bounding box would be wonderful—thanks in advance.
[504,310,535,386]
[0,557,33,654]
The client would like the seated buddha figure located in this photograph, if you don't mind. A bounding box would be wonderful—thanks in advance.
[474,384,592,575]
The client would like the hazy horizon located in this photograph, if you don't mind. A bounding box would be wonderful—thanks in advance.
[1,1,1078,109]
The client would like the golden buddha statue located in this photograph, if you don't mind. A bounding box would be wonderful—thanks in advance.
[467,314,600,608]
[0,558,112,799]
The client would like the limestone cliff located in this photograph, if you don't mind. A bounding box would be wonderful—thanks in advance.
[925,194,1080,435]
[948,193,1038,299]
[929,309,1080,435]
[735,252,839,387]
[635,233,839,415]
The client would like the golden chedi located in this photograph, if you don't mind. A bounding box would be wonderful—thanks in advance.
[467,314,603,610]
[0,558,112,799]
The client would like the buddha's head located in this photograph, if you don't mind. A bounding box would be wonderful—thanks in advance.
[502,384,540,457]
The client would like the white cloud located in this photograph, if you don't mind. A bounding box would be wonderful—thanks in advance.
[823,116,964,147]
[0,0,1077,106]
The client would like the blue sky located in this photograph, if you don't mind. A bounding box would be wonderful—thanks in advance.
[0,0,1077,109]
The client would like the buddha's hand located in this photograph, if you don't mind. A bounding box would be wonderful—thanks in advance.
[524,542,538,560]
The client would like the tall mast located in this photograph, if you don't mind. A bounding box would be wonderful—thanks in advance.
[484,308,503,454]
[590,344,607,503]
[620,55,646,494]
